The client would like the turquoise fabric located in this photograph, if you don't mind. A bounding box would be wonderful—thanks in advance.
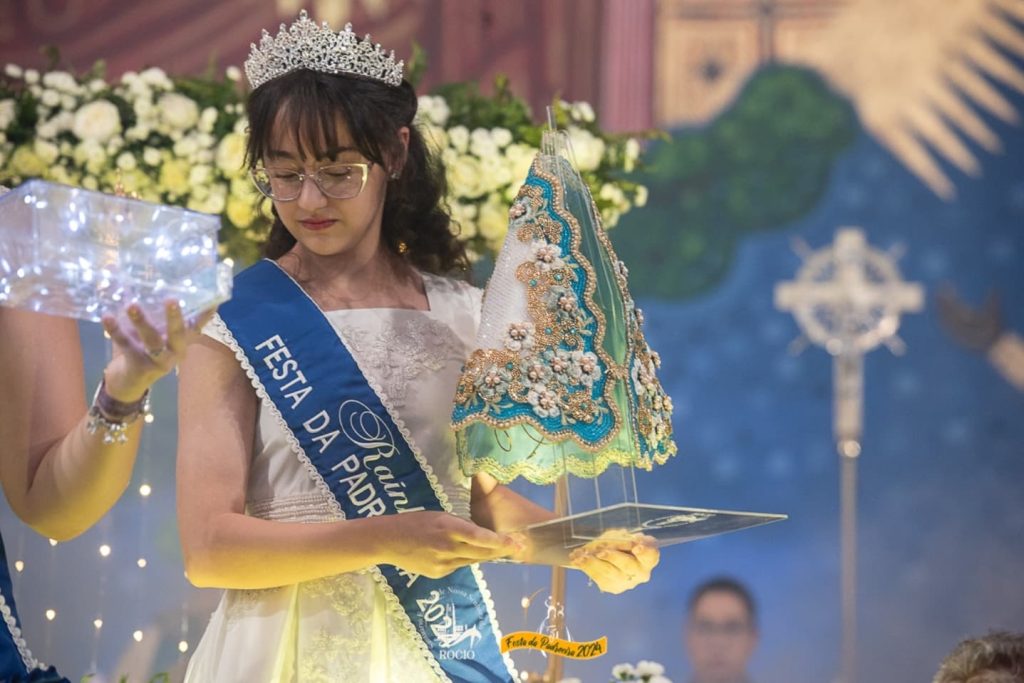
[452,139,676,484]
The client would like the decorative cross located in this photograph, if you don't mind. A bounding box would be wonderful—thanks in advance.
[775,227,923,683]
[775,228,923,453]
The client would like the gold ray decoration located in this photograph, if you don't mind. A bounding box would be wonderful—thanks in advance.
[789,0,1024,199]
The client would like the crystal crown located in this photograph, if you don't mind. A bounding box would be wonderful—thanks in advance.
[244,10,404,90]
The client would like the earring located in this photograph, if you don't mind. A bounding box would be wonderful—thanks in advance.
[390,170,400,180]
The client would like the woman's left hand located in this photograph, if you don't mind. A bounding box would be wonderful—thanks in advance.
[100,301,216,402]
[568,530,660,594]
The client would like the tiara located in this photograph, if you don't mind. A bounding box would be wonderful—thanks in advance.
[244,10,404,90]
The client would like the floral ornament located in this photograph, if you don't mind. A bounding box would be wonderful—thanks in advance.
[474,363,512,403]
[531,240,565,271]
[505,321,535,351]
[542,347,575,384]
[527,382,561,419]
[571,350,602,388]
[521,357,554,385]
[549,286,578,314]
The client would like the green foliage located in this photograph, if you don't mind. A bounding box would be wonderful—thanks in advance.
[405,42,428,89]
[431,75,537,144]
[612,65,858,299]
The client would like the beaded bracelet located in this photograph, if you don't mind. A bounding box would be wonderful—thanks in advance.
[85,380,151,445]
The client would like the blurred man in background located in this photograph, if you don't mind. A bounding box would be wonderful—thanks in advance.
[684,577,758,683]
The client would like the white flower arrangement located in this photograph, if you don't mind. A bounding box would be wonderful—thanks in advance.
[611,659,672,683]
[1,60,651,267]
[0,61,262,262]
[421,73,653,261]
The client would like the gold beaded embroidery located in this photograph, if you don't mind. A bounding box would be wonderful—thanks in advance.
[453,156,676,482]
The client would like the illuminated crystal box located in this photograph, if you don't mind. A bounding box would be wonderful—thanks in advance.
[0,180,232,325]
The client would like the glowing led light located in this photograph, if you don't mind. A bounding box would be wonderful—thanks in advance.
[93,619,103,629]
[45,609,56,621]
[48,538,57,547]
[144,413,155,424]
[137,558,147,568]
[99,544,111,557]
[133,630,143,642]
[139,483,152,497]
[13,561,23,573]
[520,597,530,610]
[178,640,189,653]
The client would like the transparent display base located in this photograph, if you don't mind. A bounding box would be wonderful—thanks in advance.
[0,180,231,327]
[501,502,786,565]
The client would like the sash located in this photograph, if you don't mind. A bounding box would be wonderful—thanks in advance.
[0,534,36,678]
[218,260,514,683]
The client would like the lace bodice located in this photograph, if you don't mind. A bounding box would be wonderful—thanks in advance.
[202,271,482,522]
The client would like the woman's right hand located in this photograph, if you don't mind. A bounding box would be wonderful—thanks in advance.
[380,511,520,578]
[101,301,216,403]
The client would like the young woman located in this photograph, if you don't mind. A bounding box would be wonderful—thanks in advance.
[0,300,207,680]
[177,13,657,682]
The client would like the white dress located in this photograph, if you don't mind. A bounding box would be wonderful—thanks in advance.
[184,272,514,683]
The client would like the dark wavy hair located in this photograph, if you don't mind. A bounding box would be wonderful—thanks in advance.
[245,69,468,275]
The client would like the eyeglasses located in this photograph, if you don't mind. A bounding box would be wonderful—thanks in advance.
[690,619,753,638]
[250,162,372,201]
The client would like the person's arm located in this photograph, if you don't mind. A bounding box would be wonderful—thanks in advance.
[176,334,517,590]
[0,304,195,541]
[471,471,660,594]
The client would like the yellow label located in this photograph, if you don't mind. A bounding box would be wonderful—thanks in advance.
[499,631,607,659]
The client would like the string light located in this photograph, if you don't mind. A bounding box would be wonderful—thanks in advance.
[132,630,143,642]
[137,558,147,568]
[13,561,23,573]
[144,413,155,424]
[138,483,152,497]
[48,538,57,547]
[45,609,56,621]
[93,619,103,629]
[178,640,189,654]
[98,544,111,557]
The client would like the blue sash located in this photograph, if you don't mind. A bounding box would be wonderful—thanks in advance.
[0,533,32,679]
[218,260,514,683]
